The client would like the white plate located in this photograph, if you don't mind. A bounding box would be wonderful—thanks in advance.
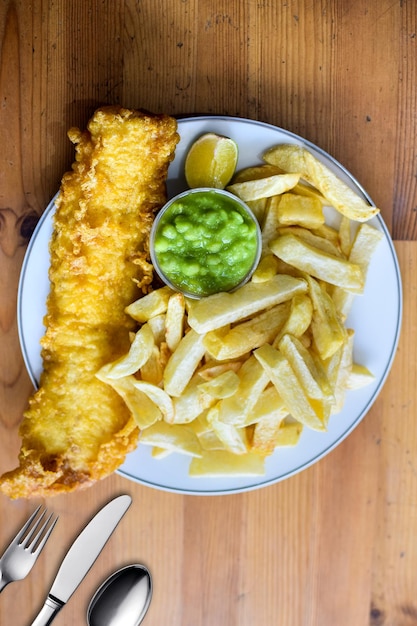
[18,116,402,495]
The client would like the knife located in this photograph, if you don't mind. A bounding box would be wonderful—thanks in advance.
[30,494,131,626]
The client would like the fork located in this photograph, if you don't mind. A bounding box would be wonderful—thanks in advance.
[0,505,58,592]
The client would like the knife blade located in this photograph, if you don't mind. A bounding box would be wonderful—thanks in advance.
[30,494,131,626]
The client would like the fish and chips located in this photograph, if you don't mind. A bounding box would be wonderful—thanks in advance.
[0,122,383,495]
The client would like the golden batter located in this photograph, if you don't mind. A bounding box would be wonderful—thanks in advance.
[0,106,179,498]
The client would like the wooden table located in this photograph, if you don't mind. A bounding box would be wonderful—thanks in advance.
[0,2,415,624]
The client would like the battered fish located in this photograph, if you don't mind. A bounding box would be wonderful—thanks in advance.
[0,106,179,498]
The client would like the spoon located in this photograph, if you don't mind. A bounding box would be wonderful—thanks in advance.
[87,564,152,626]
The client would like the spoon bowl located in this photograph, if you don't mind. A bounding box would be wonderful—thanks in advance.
[87,564,152,626]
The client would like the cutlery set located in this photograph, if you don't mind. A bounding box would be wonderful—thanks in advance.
[0,495,152,625]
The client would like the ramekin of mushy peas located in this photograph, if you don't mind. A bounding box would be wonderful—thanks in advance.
[150,188,262,298]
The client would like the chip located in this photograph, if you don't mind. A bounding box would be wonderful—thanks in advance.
[203,302,291,360]
[273,420,304,446]
[276,193,325,229]
[165,292,186,352]
[251,413,286,456]
[227,173,300,201]
[254,343,325,431]
[139,421,203,457]
[163,329,207,397]
[125,286,173,322]
[206,404,249,454]
[332,222,383,318]
[171,375,215,424]
[198,370,240,399]
[263,144,380,221]
[186,274,307,334]
[277,226,343,258]
[270,233,364,293]
[347,363,375,389]
[249,385,288,427]
[95,372,161,429]
[216,355,270,427]
[307,275,347,360]
[272,293,313,346]
[97,323,154,379]
[251,254,280,283]
[132,379,175,423]
[189,449,266,477]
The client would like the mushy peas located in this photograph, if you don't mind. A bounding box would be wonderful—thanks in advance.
[151,188,260,297]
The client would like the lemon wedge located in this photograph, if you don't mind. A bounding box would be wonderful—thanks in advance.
[185,132,238,189]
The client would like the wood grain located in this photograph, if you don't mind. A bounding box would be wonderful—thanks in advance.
[0,2,415,624]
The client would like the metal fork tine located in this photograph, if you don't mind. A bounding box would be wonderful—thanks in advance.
[20,508,47,549]
[13,505,43,544]
[31,513,58,554]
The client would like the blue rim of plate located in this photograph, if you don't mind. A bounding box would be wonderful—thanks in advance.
[17,115,403,496]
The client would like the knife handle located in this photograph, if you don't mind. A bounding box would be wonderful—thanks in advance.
[30,595,64,626]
